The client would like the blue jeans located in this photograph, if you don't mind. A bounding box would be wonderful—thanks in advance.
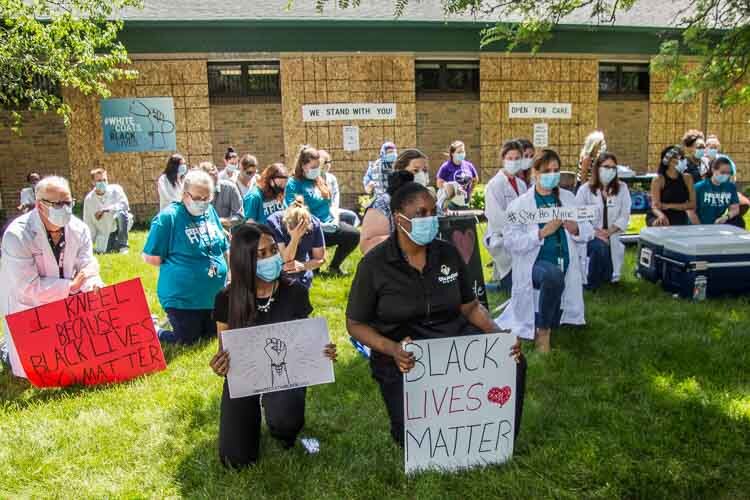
[160,308,216,345]
[532,260,565,329]
[586,238,613,290]
[105,210,130,252]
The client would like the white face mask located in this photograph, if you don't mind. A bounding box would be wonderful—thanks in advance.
[599,167,617,186]
[185,199,210,216]
[414,171,429,186]
[305,167,321,180]
[46,204,73,227]
[504,159,523,175]
[521,158,533,170]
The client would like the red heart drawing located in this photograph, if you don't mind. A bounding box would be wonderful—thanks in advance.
[487,386,512,407]
[451,229,475,265]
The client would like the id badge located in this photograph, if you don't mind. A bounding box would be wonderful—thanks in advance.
[208,262,217,278]
[557,257,565,272]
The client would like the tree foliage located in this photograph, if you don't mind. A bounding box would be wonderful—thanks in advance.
[0,0,142,131]
[311,0,750,109]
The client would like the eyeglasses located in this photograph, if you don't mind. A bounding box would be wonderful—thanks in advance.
[324,161,332,166]
[185,191,211,203]
[42,199,75,209]
[273,175,289,180]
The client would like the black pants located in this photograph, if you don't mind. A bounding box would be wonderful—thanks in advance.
[374,354,527,447]
[161,308,216,345]
[219,379,307,468]
[323,221,360,271]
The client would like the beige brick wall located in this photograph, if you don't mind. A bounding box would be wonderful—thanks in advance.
[0,112,70,217]
[416,100,481,180]
[280,54,416,208]
[64,58,211,220]
[480,55,599,181]
[211,103,285,170]
[704,98,750,180]
[598,99,649,172]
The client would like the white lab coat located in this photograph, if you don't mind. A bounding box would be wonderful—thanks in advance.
[82,184,134,252]
[19,187,35,207]
[575,182,631,282]
[483,171,528,280]
[0,210,103,377]
[496,188,593,340]
[158,174,182,211]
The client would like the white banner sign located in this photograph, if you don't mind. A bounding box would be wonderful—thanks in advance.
[533,123,549,147]
[302,103,397,122]
[503,205,598,225]
[509,102,572,119]
[221,318,334,398]
[343,125,360,151]
[403,333,517,474]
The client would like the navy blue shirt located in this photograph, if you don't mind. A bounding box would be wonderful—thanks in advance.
[267,211,325,289]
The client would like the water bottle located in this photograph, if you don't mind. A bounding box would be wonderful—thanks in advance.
[693,275,708,301]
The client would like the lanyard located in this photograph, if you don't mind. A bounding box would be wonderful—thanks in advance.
[46,230,66,278]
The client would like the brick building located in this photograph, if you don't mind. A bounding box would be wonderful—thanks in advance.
[2,0,747,220]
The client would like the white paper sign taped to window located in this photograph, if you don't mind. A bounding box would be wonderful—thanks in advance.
[221,317,334,398]
[533,123,549,147]
[343,125,360,151]
[504,205,598,225]
[302,103,397,122]
[403,333,517,474]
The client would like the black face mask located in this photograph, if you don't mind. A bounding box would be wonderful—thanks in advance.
[270,179,284,195]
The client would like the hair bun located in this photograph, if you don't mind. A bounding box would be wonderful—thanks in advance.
[226,146,235,153]
[386,170,415,196]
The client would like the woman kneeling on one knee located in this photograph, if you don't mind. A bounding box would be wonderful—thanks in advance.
[575,152,631,289]
[345,181,526,446]
[496,149,593,353]
[209,224,337,468]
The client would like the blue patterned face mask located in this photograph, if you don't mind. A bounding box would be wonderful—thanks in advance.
[383,152,397,163]
[95,181,108,192]
[256,253,283,282]
[397,213,439,246]
[714,173,730,184]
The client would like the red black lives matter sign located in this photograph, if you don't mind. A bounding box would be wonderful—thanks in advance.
[5,278,166,388]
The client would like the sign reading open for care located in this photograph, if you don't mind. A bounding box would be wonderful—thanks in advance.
[509,102,572,119]
[302,103,397,122]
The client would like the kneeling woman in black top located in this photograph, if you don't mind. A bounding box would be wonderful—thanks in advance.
[346,181,526,446]
[210,224,337,468]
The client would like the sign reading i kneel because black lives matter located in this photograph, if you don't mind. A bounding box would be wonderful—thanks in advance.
[5,278,166,388]
[403,333,517,474]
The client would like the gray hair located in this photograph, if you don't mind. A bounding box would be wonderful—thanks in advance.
[183,169,214,193]
[35,176,71,200]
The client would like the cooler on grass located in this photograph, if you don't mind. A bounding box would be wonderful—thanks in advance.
[636,225,746,282]
[660,234,750,297]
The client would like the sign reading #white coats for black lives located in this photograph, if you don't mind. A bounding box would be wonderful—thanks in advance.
[403,333,517,474]
[302,103,396,122]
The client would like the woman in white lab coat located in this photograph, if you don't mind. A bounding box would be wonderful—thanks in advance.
[158,153,188,211]
[0,176,102,378]
[484,140,529,291]
[575,152,631,288]
[496,149,593,353]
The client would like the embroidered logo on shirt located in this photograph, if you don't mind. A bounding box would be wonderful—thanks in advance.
[441,265,450,276]
[438,265,459,285]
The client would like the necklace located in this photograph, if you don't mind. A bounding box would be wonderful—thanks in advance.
[256,282,277,313]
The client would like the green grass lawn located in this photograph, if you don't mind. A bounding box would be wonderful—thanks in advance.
[1,219,749,499]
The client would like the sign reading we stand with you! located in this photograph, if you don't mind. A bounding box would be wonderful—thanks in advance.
[5,278,166,388]
[403,333,517,474]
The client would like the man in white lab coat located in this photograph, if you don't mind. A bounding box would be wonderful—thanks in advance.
[1,176,103,378]
[82,168,133,254]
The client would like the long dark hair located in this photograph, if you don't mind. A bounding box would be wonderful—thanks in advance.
[590,152,621,196]
[259,163,287,201]
[532,148,563,206]
[227,224,276,329]
[164,153,185,187]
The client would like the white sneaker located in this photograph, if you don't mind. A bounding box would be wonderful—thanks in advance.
[118,247,130,255]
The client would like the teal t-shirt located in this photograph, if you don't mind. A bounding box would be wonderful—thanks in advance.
[143,202,228,310]
[534,192,570,272]
[243,186,286,224]
[694,179,739,224]
[284,177,334,223]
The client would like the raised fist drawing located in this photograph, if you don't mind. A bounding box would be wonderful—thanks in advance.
[265,338,290,386]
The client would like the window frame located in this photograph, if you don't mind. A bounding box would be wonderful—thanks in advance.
[208,61,281,104]
[415,60,480,100]
[598,62,650,100]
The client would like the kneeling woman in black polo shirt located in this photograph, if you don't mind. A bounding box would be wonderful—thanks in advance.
[346,182,526,446]
[209,224,337,468]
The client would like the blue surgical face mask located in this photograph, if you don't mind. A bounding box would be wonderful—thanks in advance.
[676,159,688,173]
[305,167,321,180]
[707,148,718,159]
[256,253,283,282]
[453,153,466,163]
[47,204,73,227]
[95,181,108,192]
[178,164,188,176]
[539,172,561,190]
[227,164,238,173]
[504,159,523,175]
[185,199,210,216]
[695,149,705,160]
[383,152,397,164]
[398,214,439,246]
[714,173,730,184]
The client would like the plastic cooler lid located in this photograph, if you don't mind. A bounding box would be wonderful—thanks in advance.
[662,233,750,256]
[639,224,747,245]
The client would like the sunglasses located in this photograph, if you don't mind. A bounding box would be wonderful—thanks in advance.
[42,198,75,209]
